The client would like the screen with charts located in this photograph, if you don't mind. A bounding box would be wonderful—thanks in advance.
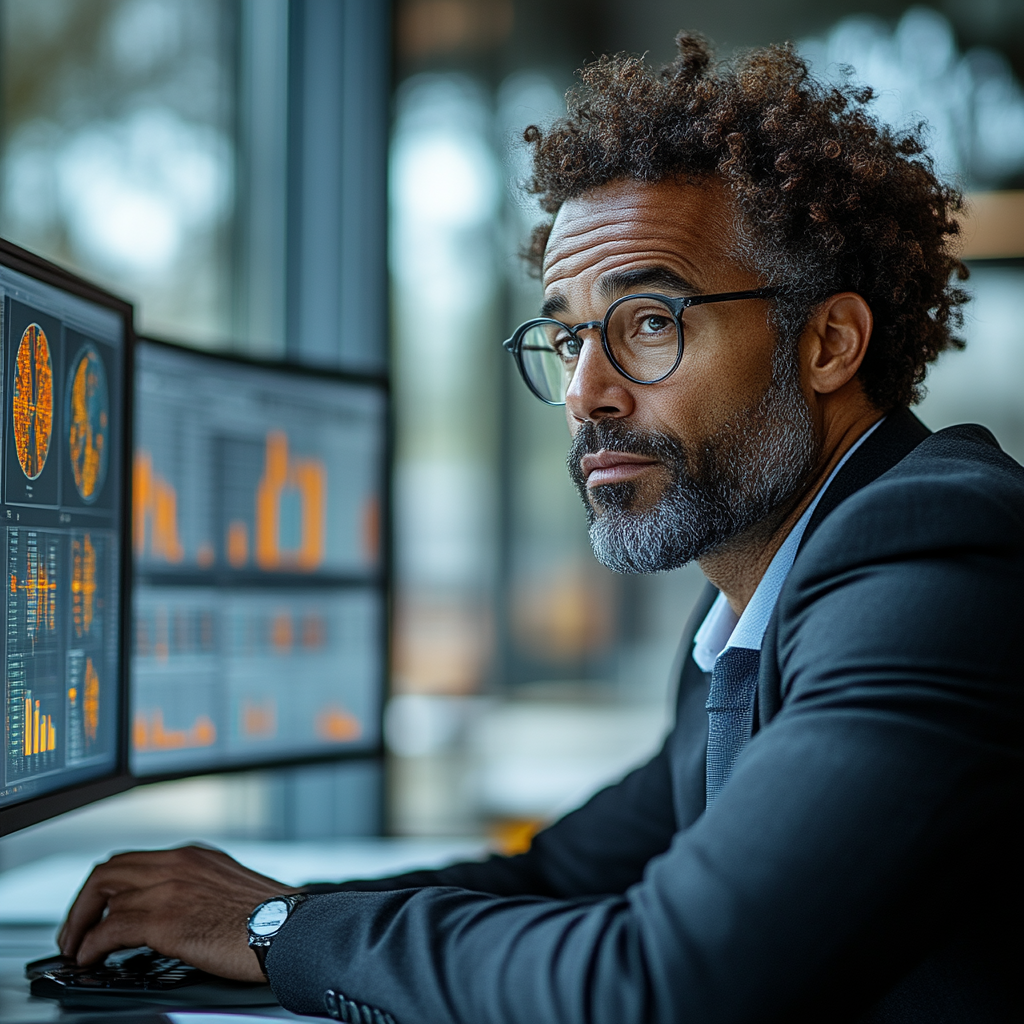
[131,339,387,777]
[0,251,128,824]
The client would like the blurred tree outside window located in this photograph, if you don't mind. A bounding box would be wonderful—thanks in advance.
[0,0,236,346]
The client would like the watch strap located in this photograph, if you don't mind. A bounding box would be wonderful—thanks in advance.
[247,893,309,978]
[250,935,271,976]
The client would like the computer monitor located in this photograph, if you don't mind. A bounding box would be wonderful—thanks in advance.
[0,239,133,835]
[131,338,387,779]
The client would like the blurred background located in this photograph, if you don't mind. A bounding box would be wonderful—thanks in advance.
[0,0,1022,865]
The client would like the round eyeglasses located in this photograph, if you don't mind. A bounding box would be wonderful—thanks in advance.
[502,287,781,405]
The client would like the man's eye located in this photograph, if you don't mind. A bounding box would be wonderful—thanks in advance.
[553,334,580,359]
[637,315,673,336]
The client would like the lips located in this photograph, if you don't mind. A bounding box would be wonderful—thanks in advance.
[580,449,660,487]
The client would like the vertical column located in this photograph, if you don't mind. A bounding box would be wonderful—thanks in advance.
[337,0,390,372]
[274,0,390,838]
[285,0,390,372]
[234,0,291,359]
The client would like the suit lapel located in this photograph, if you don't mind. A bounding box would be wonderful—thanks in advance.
[754,407,931,730]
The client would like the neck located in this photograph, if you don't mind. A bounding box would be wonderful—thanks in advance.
[699,404,882,615]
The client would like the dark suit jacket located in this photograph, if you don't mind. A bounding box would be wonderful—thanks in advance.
[268,409,1024,1024]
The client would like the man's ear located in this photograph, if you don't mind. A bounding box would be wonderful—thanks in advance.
[801,292,873,396]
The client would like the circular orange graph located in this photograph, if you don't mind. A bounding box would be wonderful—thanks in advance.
[67,345,109,502]
[12,323,54,480]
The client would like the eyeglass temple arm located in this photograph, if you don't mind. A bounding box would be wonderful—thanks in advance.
[681,286,782,308]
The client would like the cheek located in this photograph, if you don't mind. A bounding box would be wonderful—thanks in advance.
[640,318,775,437]
[687,309,775,398]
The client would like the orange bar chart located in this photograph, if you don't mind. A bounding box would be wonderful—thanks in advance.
[133,709,216,752]
[227,520,249,567]
[315,705,362,743]
[133,450,184,563]
[22,692,57,755]
[254,431,326,571]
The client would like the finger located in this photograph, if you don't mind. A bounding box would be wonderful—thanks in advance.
[77,879,230,969]
[75,880,191,964]
[75,907,153,966]
[60,875,121,956]
[60,852,180,954]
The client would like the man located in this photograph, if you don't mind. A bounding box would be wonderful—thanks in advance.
[60,35,1021,1024]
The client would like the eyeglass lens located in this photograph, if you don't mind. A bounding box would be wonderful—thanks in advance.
[518,296,681,403]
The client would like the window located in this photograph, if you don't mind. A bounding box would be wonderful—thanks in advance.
[0,0,237,345]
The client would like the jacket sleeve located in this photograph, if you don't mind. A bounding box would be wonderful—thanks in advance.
[305,734,678,898]
[304,588,715,901]
[269,455,1024,1024]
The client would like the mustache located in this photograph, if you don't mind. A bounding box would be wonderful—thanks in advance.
[566,420,687,487]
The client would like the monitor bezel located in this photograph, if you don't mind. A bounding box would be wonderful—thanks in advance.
[130,334,391,785]
[0,237,136,836]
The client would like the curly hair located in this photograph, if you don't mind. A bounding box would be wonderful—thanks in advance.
[523,34,969,410]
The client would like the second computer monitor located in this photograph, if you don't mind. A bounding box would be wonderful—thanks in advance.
[131,339,386,778]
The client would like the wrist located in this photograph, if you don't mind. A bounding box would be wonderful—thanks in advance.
[246,893,310,978]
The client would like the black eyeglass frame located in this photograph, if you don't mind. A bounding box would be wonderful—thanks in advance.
[502,286,782,406]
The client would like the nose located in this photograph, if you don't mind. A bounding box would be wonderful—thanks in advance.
[564,329,635,424]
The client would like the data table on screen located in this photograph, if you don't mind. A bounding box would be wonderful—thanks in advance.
[0,263,124,811]
[131,341,387,778]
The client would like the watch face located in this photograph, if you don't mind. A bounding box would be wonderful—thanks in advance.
[250,899,290,937]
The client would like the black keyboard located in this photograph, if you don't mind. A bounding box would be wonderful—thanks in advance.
[26,946,277,1006]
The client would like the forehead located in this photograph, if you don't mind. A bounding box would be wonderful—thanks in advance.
[542,177,740,297]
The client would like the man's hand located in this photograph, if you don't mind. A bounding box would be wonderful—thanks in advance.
[57,846,304,983]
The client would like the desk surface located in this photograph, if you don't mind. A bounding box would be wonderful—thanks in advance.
[0,838,483,1023]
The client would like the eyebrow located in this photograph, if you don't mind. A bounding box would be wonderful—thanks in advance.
[539,266,698,320]
[540,293,568,319]
[598,266,698,298]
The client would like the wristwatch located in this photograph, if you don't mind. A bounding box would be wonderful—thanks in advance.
[247,893,309,976]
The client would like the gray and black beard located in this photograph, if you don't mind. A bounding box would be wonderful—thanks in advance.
[566,343,819,574]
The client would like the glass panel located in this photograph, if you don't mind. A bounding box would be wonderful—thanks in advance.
[918,265,1024,464]
[520,322,570,402]
[0,0,236,346]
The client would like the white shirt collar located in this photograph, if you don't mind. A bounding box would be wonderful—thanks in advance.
[692,417,884,673]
